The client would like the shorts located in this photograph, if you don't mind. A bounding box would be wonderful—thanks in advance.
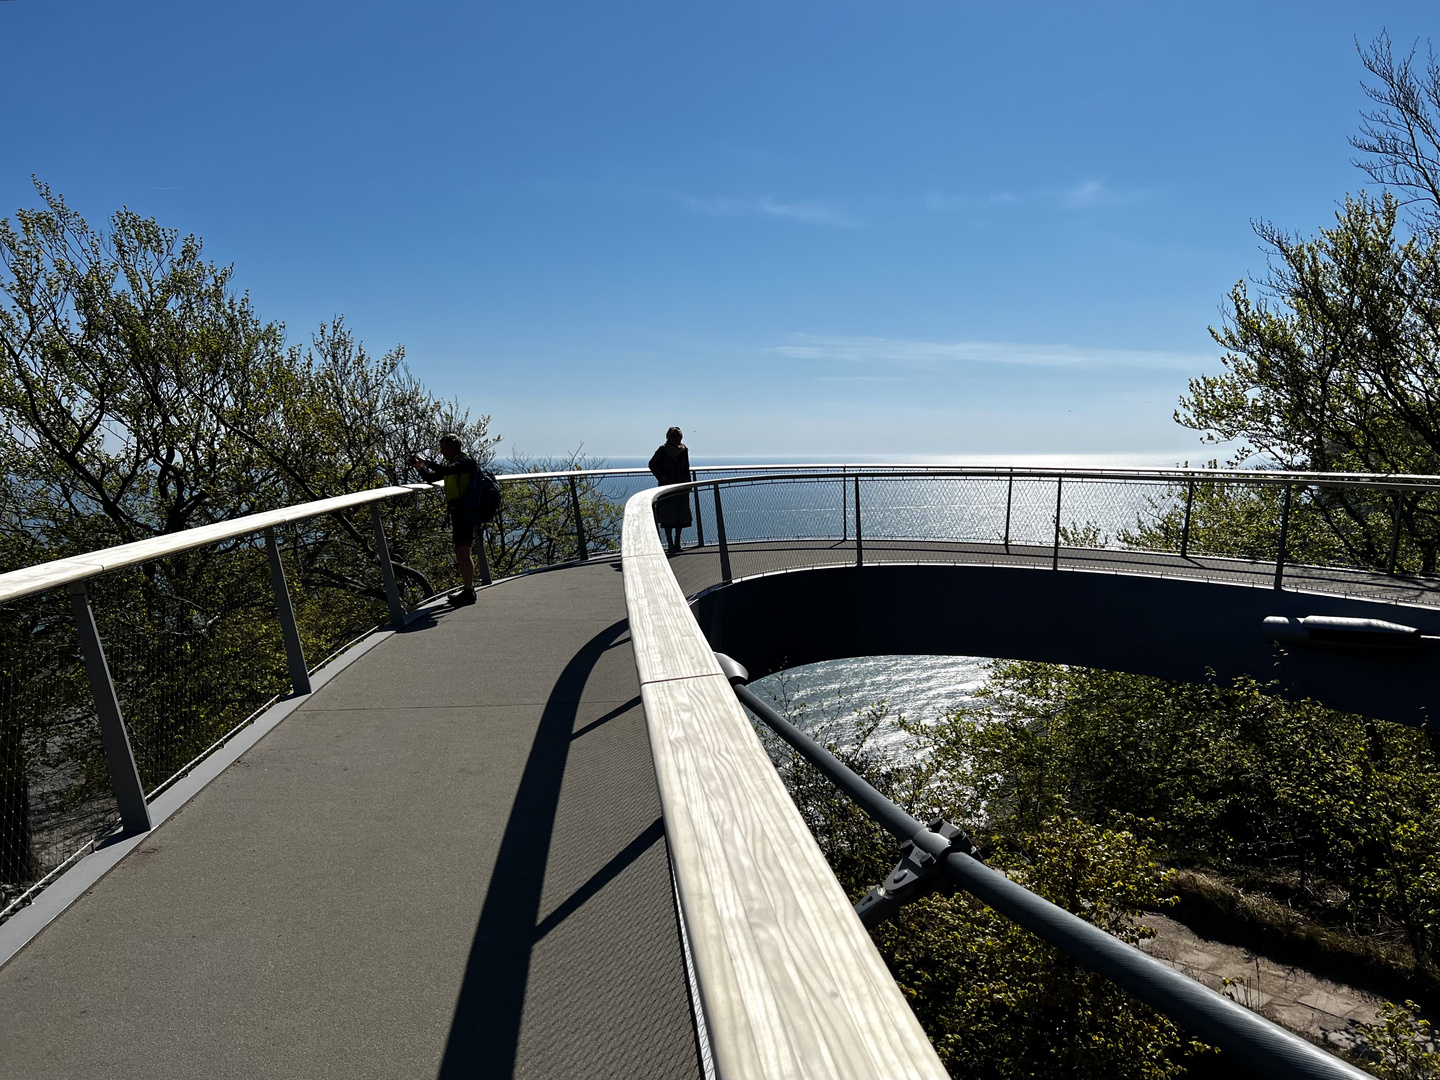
[449,511,476,547]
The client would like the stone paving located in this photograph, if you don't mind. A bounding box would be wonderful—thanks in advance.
[1139,911,1392,1058]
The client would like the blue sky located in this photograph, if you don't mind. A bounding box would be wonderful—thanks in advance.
[2,1,1434,462]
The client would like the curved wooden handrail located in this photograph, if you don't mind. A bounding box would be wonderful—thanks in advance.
[621,483,948,1080]
[9,460,1438,607]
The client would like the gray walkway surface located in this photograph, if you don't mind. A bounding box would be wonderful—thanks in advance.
[0,560,701,1080]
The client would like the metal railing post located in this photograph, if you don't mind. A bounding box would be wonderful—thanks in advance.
[371,503,406,626]
[1388,489,1403,575]
[691,470,705,547]
[1273,484,1293,590]
[1180,479,1195,558]
[841,467,848,542]
[475,526,493,586]
[1003,469,1013,550]
[68,581,151,836]
[854,475,863,568]
[568,476,589,561]
[713,484,732,584]
[265,529,311,696]
[1051,476,1063,570]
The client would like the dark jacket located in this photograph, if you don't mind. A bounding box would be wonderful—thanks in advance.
[648,443,693,528]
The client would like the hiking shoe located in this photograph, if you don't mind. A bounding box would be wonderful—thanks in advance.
[449,588,477,607]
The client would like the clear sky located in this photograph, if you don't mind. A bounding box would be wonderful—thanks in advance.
[2,1,1434,463]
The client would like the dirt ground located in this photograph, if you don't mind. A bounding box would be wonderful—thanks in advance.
[1138,910,1399,1059]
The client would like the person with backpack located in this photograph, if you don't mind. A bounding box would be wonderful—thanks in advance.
[410,434,500,607]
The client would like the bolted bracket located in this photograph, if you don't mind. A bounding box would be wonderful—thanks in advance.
[855,818,978,928]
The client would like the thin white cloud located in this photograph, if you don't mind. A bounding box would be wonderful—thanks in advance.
[924,179,1152,213]
[775,334,1209,371]
[674,193,862,228]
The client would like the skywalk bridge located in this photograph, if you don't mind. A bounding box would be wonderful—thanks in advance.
[1,465,1435,1078]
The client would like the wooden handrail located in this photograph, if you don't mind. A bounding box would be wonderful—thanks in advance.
[621,483,947,1080]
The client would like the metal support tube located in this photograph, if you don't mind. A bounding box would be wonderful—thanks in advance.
[371,504,406,626]
[1051,476,1063,570]
[1180,479,1195,558]
[568,476,589,561]
[691,470,705,547]
[68,581,151,836]
[265,529,311,696]
[731,672,1367,1080]
[939,851,1367,1079]
[713,484,732,584]
[841,469,848,543]
[1388,490,1403,575]
[1274,484,1293,591]
[854,476,863,568]
[1003,470,1013,550]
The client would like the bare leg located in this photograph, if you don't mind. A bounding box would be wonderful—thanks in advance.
[456,543,475,590]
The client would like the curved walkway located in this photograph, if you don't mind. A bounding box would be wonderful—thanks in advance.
[0,560,700,1080]
[666,538,1440,611]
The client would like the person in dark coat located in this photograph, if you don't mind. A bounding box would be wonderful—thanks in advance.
[648,426,692,555]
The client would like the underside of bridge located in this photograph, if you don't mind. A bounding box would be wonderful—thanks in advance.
[693,562,1440,729]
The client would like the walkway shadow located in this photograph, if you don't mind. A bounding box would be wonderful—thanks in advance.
[437,618,641,1080]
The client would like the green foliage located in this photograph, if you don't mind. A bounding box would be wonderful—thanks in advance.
[1367,1001,1440,1079]
[760,698,1204,1078]
[876,814,1197,1080]
[0,182,513,898]
[940,661,1440,978]
[1169,192,1440,573]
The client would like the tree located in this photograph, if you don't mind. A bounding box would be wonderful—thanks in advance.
[1175,36,1440,574]
[0,182,499,897]
[0,180,496,587]
[759,698,1204,1079]
[1353,33,1440,236]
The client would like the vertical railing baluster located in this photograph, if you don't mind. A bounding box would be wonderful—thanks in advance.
[1273,484,1293,590]
[1051,476,1063,570]
[371,503,406,626]
[1180,479,1196,558]
[1003,469,1013,550]
[266,528,311,696]
[841,467,848,543]
[68,581,151,835]
[692,470,705,548]
[568,476,589,561]
[1388,489,1403,575]
[714,484,732,584]
[854,475,863,568]
[475,526,493,586]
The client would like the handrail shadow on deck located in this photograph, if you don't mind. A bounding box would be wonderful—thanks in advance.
[436,619,660,1079]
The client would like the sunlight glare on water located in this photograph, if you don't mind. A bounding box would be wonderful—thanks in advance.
[749,654,992,756]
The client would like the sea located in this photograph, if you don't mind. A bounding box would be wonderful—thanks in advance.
[590,451,1196,756]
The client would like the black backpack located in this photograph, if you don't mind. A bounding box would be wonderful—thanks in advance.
[463,468,503,525]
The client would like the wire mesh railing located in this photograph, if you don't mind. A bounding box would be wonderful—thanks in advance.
[0,464,773,924]
[656,468,1440,606]
[7,463,1440,929]
[0,593,118,918]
